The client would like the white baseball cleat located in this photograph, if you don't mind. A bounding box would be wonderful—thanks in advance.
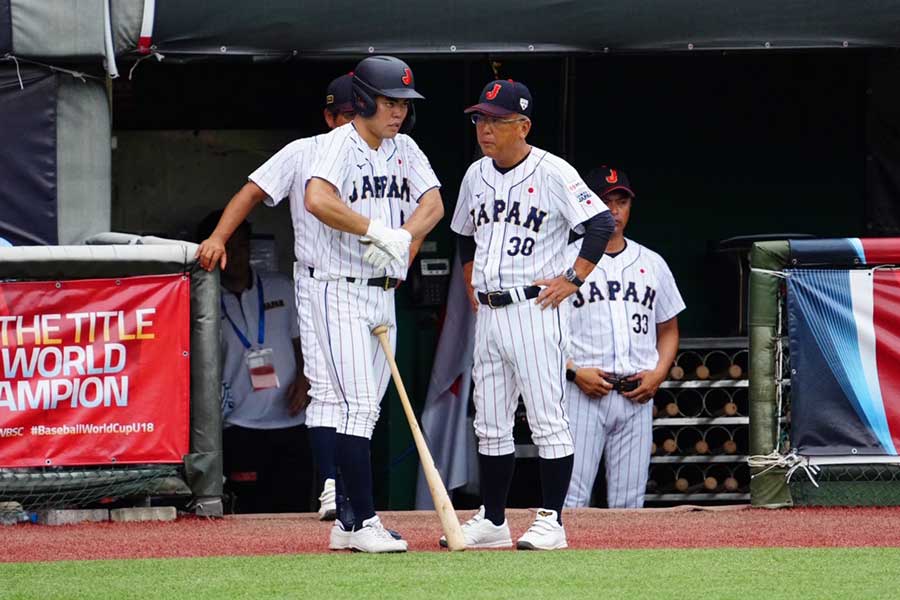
[516,509,568,550]
[440,506,513,549]
[329,520,352,551]
[350,516,408,553]
[318,478,337,521]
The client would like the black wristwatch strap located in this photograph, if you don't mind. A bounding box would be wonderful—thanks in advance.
[564,267,584,288]
[565,367,577,382]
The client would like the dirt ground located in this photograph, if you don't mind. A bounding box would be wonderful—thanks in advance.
[5,505,900,563]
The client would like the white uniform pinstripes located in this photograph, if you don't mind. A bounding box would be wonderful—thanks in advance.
[564,239,685,508]
[308,123,439,281]
[249,135,340,427]
[307,123,440,438]
[451,148,607,459]
[451,149,605,292]
[294,268,341,428]
[309,280,396,438]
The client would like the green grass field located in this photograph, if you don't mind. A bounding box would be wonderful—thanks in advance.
[4,548,900,600]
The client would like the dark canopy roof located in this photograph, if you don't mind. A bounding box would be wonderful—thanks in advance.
[152,0,900,56]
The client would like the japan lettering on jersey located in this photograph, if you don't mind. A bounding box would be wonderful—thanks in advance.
[567,239,685,374]
[307,123,440,280]
[249,135,326,268]
[450,148,607,292]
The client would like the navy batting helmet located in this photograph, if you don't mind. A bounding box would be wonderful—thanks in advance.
[353,55,424,133]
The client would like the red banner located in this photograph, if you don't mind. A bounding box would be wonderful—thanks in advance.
[0,274,191,467]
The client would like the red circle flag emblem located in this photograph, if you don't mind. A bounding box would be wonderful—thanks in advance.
[401,68,412,86]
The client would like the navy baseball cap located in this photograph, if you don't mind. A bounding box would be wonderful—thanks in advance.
[325,73,355,112]
[464,79,533,118]
[585,166,635,199]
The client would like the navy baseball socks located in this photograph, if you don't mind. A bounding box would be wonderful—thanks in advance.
[335,433,376,525]
[308,427,338,520]
[478,452,516,526]
[308,426,338,484]
[538,454,574,525]
[516,454,573,550]
[438,453,516,549]
[332,434,406,552]
[466,452,571,550]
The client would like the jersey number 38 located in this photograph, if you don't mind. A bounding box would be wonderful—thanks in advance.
[507,236,535,256]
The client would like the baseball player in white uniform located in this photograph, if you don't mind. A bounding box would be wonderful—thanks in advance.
[196,75,357,520]
[563,167,684,509]
[449,79,615,550]
[303,55,443,553]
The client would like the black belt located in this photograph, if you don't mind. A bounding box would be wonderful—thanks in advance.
[307,267,399,290]
[348,276,401,289]
[603,374,641,393]
[477,286,541,308]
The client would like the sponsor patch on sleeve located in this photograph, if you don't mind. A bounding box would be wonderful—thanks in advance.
[566,180,587,193]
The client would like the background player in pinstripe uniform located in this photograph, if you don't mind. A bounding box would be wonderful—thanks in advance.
[304,55,444,553]
[196,75,356,520]
[449,79,615,550]
[563,167,685,509]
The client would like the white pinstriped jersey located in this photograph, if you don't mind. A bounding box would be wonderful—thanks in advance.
[567,238,685,375]
[249,135,325,268]
[307,123,440,280]
[450,148,607,292]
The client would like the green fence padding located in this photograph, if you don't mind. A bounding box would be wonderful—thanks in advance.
[749,240,790,507]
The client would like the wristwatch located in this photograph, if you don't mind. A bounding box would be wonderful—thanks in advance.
[565,367,578,382]
[563,267,584,288]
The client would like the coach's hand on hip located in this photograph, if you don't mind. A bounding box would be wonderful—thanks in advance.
[533,275,578,309]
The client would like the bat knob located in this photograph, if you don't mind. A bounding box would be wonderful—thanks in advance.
[372,325,390,337]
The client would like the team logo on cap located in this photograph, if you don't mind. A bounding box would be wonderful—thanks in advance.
[485,83,501,100]
[402,68,412,86]
[606,169,618,184]
[326,94,335,105]
[520,98,529,110]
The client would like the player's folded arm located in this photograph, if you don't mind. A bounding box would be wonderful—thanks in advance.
[402,187,444,240]
[304,176,369,236]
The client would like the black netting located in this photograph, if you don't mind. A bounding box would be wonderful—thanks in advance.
[0,466,185,522]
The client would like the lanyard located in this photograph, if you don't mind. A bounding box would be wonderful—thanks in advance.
[221,273,265,350]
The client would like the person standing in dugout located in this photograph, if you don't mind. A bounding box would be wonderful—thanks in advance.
[196,212,313,514]
[449,79,615,550]
[304,56,444,553]
[563,167,684,509]
[196,75,359,522]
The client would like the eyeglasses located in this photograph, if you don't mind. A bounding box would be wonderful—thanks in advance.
[470,114,528,127]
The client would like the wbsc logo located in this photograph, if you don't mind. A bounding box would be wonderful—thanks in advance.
[0,427,24,438]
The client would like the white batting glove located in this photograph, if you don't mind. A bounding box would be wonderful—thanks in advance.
[363,244,394,270]
[364,219,412,262]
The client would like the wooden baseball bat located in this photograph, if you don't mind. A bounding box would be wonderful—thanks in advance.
[372,325,466,551]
